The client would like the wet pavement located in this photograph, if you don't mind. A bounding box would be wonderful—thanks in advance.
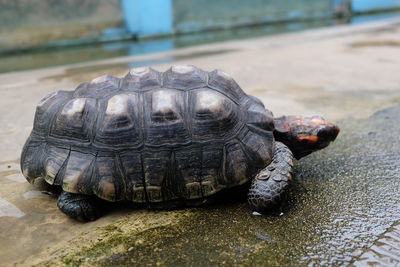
[0,19,400,266]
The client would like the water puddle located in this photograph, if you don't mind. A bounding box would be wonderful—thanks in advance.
[0,160,23,183]
[22,190,49,200]
[350,40,400,47]
[0,160,19,172]
[4,173,25,183]
[0,198,25,218]
[354,222,400,266]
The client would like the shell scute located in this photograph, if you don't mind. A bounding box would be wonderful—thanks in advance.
[44,146,70,185]
[121,67,161,91]
[163,65,207,90]
[119,151,145,202]
[142,151,169,202]
[224,143,251,186]
[208,69,245,100]
[61,151,95,194]
[200,147,223,196]
[192,89,239,140]
[51,98,97,141]
[92,156,123,201]
[74,75,120,98]
[145,89,189,145]
[241,131,274,170]
[33,90,72,135]
[21,141,47,183]
[247,100,274,132]
[95,93,142,146]
[175,149,202,199]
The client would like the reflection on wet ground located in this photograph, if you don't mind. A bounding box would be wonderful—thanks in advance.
[354,222,400,266]
[350,40,400,47]
[0,198,25,218]
[29,105,400,266]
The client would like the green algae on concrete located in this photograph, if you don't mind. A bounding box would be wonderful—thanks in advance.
[37,105,400,266]
[37,210,197,266]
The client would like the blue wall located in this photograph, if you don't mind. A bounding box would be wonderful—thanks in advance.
[121,0,400,37]
[173,0,332,34]
[352,0,400,12]
[122,0,173,36]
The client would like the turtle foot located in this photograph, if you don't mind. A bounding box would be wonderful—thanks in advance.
[57,191,102,221]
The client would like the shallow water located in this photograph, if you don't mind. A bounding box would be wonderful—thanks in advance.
[0,198,25,218]
[354,221,400,266]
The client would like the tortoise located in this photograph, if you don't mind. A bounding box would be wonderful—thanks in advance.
[21,65,339,221]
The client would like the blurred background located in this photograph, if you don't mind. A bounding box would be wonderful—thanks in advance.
[1,0,400,73]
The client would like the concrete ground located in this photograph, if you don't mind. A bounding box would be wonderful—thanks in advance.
[0,18,400,266]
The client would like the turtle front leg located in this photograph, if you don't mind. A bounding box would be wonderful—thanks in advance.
[57,191,102,221]
[248,142,294,212]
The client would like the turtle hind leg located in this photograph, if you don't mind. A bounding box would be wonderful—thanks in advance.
[57,191,103,221]
[248,142,294,213]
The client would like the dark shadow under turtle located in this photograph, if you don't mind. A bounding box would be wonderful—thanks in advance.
[21,65,339,221]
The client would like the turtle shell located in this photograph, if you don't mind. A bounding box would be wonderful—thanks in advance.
[21,65,275,203]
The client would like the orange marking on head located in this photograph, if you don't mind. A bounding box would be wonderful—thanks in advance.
[298,136,319,142]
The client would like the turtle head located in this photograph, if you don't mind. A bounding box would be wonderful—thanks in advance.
[273,115,340,159]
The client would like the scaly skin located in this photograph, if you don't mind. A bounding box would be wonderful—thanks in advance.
[248,142,294,212]
[248,115,339,212]
[57,192,102,221]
